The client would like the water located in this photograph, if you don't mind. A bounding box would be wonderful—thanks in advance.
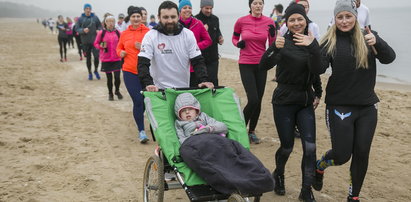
[218,7,411,85]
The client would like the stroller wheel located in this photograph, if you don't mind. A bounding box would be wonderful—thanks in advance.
[143,155,164,202]
[228,193,246,202]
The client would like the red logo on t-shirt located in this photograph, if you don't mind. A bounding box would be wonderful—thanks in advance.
[157,43,165,51]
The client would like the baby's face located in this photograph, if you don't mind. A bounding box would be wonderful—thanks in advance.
[180,108,198,121]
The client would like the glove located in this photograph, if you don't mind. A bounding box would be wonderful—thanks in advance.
[268,24,276,37]
[237,40,245,49]
[191,126,211,135]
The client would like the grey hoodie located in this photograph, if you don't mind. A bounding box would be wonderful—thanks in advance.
[174,93,228,144]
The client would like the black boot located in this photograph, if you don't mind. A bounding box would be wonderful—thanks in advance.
[299,187,316,202]
[115,91,123,100]
[347,196,360,202]
[313,169,324,191]
[273,170,285,195]
[108,93,114,101]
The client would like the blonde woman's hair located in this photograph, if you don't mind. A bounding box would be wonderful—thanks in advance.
[320,21,369,69]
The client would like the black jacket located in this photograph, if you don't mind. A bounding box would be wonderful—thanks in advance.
[195,12,222,62]
[260,32,321,105]
[75,13,102,44]
[312,30,396,106]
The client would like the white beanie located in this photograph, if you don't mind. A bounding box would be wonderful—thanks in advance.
[334,0,357,17]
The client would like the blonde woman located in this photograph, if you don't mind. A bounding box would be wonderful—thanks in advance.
[311,0,396,201]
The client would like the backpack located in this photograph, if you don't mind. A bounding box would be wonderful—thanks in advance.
[99,29,120,44]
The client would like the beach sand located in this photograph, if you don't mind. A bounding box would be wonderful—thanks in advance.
[0,19,410,201]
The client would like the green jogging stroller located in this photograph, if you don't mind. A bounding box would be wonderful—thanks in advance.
[142,88,263,202]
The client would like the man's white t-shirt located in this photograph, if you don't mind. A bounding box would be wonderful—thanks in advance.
[139,28,202,89]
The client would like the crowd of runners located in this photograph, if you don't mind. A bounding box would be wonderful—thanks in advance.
[39,0,396,201]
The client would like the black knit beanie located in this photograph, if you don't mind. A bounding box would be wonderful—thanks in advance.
[284,3,310,24]
[128,6,142,17]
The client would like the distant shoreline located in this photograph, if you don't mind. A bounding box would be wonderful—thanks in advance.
[220,57,411,91]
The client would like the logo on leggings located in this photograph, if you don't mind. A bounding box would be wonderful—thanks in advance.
[334,109,351,120]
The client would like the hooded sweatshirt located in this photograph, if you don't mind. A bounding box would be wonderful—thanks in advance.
[116,24,150,74]
[174,93,227,144]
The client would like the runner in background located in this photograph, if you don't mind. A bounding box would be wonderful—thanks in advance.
[195,0,224,86]
[66,17,75,49]
[75,3,102,80]
[94,14,123,101]
[148,15,158,29]
[178,0,212,87]
[115,13,126,32]
[232,0,276,144]
[56,15,68,62]
[73,17,83,61]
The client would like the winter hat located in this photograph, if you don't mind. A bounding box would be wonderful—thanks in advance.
[334,0,357,17]
[128,6,142,17]
[174,93,201,119]
[83,3,92,10]
[179,0,192,11]
[200,0,214,8]
[118,13,125,19]
[284,3,310,24]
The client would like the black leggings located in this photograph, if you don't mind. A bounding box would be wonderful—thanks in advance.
[239,64,267,132]
[106,71,121,94]
[58,37,67,59]
[67,35,74,48]
[83,43,99,74]
[74,35,82,57]
[206,60,219,86]
[321,105,377,197]
[273,104,316,188]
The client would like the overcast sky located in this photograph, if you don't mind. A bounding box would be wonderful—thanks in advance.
[3,0,411,18]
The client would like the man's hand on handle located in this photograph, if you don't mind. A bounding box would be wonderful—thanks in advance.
[146,85,159,92]
[198,82,214,89]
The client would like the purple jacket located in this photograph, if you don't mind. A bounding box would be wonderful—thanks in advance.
[94,29,121,62]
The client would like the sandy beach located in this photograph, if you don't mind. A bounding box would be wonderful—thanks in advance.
[0,19,410,201]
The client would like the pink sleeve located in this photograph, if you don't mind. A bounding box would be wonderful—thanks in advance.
[232,18,241,47]
[197,22,212,50]
[94,30,102,49]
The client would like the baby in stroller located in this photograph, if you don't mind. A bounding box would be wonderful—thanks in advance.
[175,93,228,144]
[174,93,274,195]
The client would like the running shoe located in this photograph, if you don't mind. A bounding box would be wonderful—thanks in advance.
[139,130,149,143]
[108,94,114,101]
[94,71,101,80]
[64,57,67,62]
[313,169,324,191]
[88,73,93,80]
[273,170,285,195]
[60,58,63,62]
[249,132,260,144]
[298,187,316,202]
[80,56,83,61]
[115,91,123,100]
[347,196,360,202]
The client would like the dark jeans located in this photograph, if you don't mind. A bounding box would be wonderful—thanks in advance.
[273,104,316,188]
[123,71,145,132]
[322,105,377,197]
[83,43,99,74]
[239,64,267,132]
